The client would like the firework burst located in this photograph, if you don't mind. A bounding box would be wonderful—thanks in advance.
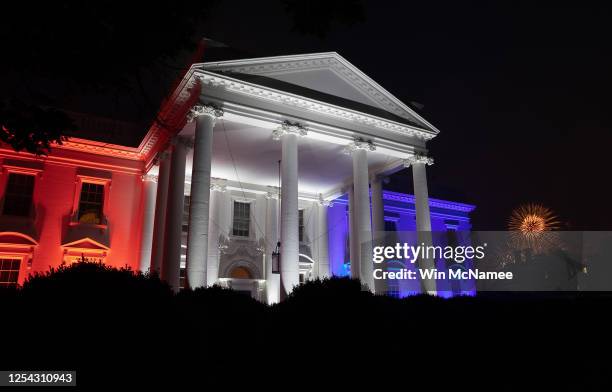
[508,203,560,255]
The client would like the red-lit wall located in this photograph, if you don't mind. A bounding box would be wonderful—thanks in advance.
[0,145,146,284]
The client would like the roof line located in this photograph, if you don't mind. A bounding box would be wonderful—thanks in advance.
[198,51,440,134]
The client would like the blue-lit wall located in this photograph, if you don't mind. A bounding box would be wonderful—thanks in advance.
[327,190,476,297]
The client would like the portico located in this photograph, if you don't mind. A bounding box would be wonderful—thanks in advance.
[139,52,440,301]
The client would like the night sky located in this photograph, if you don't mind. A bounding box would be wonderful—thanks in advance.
[199,1,612,230]
[4,1,611,231]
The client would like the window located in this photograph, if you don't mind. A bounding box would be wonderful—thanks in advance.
[232,201,250,237]
[0,258,20,287]
[78,182,104,224]
[3,173,34,217]
[182,195,191,233]
[384,220,397,232]
[387,276,400,298]
[298,209,305,242]
[179,267,186,290]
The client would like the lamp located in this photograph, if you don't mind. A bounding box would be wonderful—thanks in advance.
[272,241,281,274]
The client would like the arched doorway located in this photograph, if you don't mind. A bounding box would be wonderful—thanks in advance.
[230,266,253,280]
[225,263,261,299]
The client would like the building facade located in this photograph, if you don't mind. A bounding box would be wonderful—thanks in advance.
[0,52,474,301]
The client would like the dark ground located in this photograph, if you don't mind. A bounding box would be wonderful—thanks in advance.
[1,261,611,390]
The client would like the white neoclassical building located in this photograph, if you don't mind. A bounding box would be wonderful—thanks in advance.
[135,52,458,303]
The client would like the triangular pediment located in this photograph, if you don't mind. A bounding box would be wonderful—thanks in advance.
[199,52,438,133]
[62,237,109,251]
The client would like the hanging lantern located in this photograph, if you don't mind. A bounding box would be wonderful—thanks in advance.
[272,241,281,274]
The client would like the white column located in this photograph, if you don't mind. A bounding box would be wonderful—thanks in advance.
[273,121,307,296]
[138,173,158,272]
[316,196,331,279]
[150,150,171,274]
[348,185,360,280]
[345,139,375,291]
[185,105,223,289]
[161,136,190,292]
[265,189,280,304]
[371,175,385,234]
[404,153,435,294]
[207,179,226,286]
[370,175,386,294]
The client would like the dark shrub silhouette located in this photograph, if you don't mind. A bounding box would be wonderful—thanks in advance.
[1,262,611,389]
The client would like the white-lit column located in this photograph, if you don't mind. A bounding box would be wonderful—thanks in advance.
[345,139,375,291]
[161,136,190,292]
[186,105,223,289]
[138,173,158,272]
[371,175,385,234]
[316,196,331,279]
[207,179,226,286]
[370,175,385,294]
[404,153,436,294]
[348,185,360,280]
[150,150,171,274]
[265,188,280,304]
[273,121,307,296]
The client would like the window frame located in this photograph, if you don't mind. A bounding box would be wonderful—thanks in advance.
[0,165,41,219]
[298,208,305,243]
[71,175,111,227]
[2,172,35,217]
[231,200,251,238]
[0,253,28,287]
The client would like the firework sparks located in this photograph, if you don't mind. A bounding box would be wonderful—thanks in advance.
[508,203,560,255]
[509,203,559,233]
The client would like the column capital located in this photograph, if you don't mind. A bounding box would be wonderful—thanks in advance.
[171,135,194,149]
[210,178,227,192]
[318,195,333,207]
[142,174,158,183]
[210,184,227,193]
[187,104,224,123]
[272,120,308,140]
[265,186,280,200]
[154,149,171,164]
[370,173,389,183]
[343,138,376,155]
[403,153,434,167]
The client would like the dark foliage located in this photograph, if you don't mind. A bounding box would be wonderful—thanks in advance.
[1,261,610,389]
[0,2,217,155]
[0,99,74,155]
[0,1,366,155]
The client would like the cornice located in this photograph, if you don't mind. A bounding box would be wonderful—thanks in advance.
[331,190,475,214]
[199,52,441,134]
[383,191,476,213]
[0,147,143,176]
[58,139,142,160]
[195,70,436,141]
[142,174,158,183]
[317,194,333,207]
[42,69,201,167]
[137,68,202,164]
[13,54,438,174]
